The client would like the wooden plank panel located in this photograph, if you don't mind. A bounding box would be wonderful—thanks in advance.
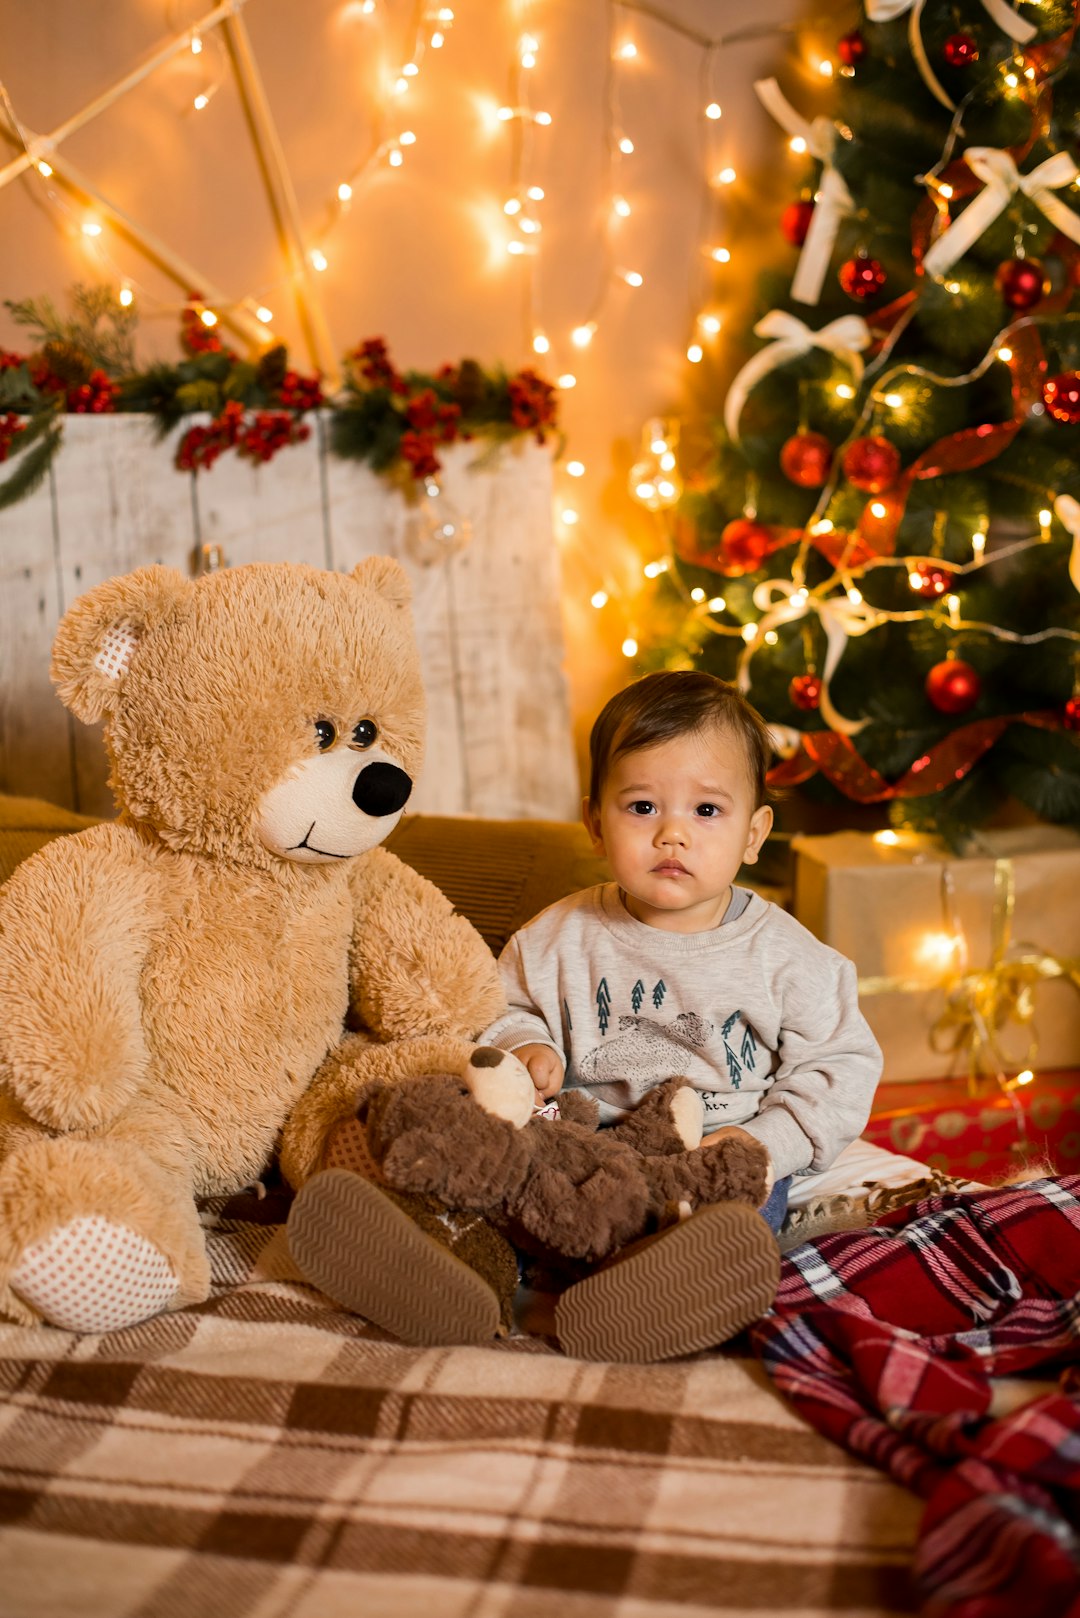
[50,415,197,816]
[193,423,328,568]
[0,463,74,809]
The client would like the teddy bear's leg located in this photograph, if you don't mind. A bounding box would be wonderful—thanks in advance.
[604,1077,706,1154]
[552,1201,780,1363]
[287,1169,519,1345]
[0,1094,210,1332]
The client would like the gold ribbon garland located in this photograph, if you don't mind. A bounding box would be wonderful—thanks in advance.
[858,858,1080,1099]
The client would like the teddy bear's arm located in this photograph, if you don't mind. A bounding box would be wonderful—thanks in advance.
[0,827,161,1132]
[346,847,506,1040]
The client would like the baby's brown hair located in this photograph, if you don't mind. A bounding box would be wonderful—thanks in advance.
[587,670,773,810]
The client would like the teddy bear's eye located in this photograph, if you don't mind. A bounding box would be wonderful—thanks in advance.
[314,719,337,751]
[352,719,378,749]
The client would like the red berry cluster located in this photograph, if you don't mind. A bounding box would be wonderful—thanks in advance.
[0,413,27,462]
[397,386,463,479]
[350,336,407,393]
[507,368,557,439]
[180,292,234,358]
[175,400,246,470]
[238,410,312,464]
[278,369,324,411]
[67,369,120,414]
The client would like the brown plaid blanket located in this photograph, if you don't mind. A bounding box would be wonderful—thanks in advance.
[0,1184,920,1617]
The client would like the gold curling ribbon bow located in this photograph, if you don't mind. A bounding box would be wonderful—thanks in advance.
[859,858,1080,1095]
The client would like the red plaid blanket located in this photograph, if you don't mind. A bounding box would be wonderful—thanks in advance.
[753,1176,1080,1618]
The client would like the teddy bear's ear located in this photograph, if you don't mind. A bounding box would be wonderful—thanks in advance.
[351,555,412,610]
[49,565,192,722]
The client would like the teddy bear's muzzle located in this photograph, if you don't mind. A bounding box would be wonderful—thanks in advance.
[352,761,413,818]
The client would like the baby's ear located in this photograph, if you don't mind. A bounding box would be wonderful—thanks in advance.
[50,565,192,722]
[351,555,412,610]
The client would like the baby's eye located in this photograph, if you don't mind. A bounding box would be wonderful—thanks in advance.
[627,800,656,816]
[351,718,378,749]
[695,803,722,818]
[314,719,337,751]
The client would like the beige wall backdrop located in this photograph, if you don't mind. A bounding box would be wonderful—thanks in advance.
[0,0,837,783]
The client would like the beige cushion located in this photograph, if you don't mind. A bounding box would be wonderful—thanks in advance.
[0,794,103,889]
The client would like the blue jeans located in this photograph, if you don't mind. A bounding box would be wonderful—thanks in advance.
[759,1175,791,1234]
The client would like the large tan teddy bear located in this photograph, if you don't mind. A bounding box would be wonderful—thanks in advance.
[0,559,529,1333]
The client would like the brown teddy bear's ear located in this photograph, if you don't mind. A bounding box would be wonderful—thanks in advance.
[351,555,412,610]
[49,565,192,722]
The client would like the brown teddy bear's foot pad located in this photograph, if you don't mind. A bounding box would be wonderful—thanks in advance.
[287,1170,502,1346]
[553,1201,780,1363]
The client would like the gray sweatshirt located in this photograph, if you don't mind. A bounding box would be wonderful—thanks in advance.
[481,883,881,1181]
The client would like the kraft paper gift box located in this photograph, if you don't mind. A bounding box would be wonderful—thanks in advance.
[792,827,1080,1084]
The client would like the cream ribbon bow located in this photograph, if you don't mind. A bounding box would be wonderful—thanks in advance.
[755,78,854,307]
[738,580,885,735]
[723,311,872,444]
[866,0,1036,110]
[923,149,1080,278]
[1052,495,1080,595]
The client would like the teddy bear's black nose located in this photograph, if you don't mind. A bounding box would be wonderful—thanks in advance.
[352,761,413,818]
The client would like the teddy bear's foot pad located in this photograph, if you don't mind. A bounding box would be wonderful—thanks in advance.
[287,1170,501,1346]
[11,1216,179,1334]
[554,1201,780,1363]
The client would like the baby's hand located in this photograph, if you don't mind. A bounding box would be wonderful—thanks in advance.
[514,1043,565,1105]
[701,1124,774,1196]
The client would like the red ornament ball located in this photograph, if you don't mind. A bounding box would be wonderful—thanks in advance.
[841,434,902,494]
[995,256,1047,312]
[1064,695,1080,731]
[1043,372,1080,424]
[779,429,833,488]
[909,563,955,598]
[942,32,979,67]
[718,517,772,576]
[781,198,815,248]
[837,29,866,67]
[789,673,823,711]
[839,253,887,301]
[926,658,981,715]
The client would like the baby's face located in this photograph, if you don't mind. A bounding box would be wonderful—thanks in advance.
[584,725,772,933]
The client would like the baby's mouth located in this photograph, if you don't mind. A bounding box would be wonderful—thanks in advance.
[653,860,688,875]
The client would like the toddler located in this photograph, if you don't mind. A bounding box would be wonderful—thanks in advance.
[479,669,882,1358]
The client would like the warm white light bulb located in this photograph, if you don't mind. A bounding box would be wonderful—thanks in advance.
[690,587,706,602]
[710,247,730,263]
[741,623,758,643]
[635,482,656,501]
[707,595,726,612]
[687,343,703,363]
[618,136,635,154]
[874,829,900,846]
[388,147,404,166]
[705,102,721,119]
[835,383,855,400]
[399,130,417,145]
[430,30,444,47]
[659,452,676,471]
[715,166,736,185]
[497,106,515,121]
[613,195,631,218]
[256,305,273,323]
[643,559,668,577]
[81,219,102,236]
[118,285,134,307]
[622,637,638,657]
[567,461,585,477]
[534,110,552,126]
[518,217,541,234]
[311,249,328,271]
[521,50,536,68]
[532,332,550,354]
[191,33,203,54]
[789,136,807,154]
[504,197,522,215]
[36,160,53,177]
[591,590,608,609]
[193,93,210,110]
[557,373,577,388]
[620,268,644,287]
[699,314,722,335]
[870,501,887,519]
[338,182,353,201]
[818,58,834,77]
[561,508,579,524]
[527,185,545,201]
[998,346,1013,363]
[883,392,903,407]
[847,586,862,604]
[939,183,954,199]
[520,33,539,53]
[571,323,596,348]
[200,308,218,327]
[402,61,419,76]
[394,77,409,93]
[617,41,638,59]
[506,240,527,255]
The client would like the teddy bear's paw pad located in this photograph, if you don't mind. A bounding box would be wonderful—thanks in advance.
[554,1201,780,1364]
[462,1048,534,1128]
[287,1169,501,1346]
[669,1086,705,1150]
[321,1116,383,1180]
[11,1216,179,1334]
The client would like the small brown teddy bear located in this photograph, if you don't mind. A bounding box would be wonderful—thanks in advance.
[288,1051,780,1361]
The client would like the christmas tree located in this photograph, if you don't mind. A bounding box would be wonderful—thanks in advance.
[641,0,1080,847]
